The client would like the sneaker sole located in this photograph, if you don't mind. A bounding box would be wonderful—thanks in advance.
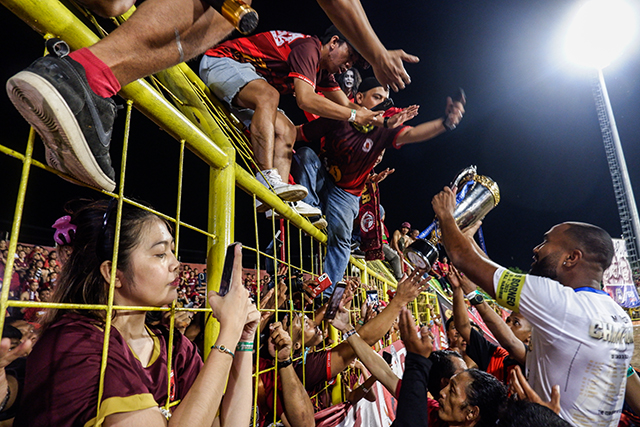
[274,186,308,202]
[312,218,328,230]
[7,71,116,192]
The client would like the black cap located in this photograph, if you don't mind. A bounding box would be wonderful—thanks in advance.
[358,77,384,93]
[321,25,370,69]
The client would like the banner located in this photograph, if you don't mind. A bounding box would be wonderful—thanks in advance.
[603,238,640,308]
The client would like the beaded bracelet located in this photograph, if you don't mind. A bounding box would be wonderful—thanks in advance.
[236,341,254,352]
[211,344,234,358]
[357,320,365,325]
[628,365,636,378]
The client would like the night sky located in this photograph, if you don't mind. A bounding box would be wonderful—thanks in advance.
[1,0,640,272]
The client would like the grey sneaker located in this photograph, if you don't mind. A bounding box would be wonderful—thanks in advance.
[256,169,308,202]
[6,39,117,191]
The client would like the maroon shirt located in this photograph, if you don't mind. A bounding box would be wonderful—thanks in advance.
[205,30,340,94]
[299,119,407,196]
[15,313,202,426]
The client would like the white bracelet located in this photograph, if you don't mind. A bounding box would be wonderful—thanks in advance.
[348,109,357,123]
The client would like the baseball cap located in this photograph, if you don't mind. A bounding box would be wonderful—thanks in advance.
[401,222,411,229]
[321,25,370,69]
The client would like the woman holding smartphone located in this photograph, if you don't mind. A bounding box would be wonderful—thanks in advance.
[15,200,258,427]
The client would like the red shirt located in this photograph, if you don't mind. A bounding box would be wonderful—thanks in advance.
[15,313,202,426]
[205,31,340,95]
[299,119,407,196]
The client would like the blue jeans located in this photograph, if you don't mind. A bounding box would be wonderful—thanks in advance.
[292,147,359,297]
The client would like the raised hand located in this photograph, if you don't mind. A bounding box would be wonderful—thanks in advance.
[398,307,433,359]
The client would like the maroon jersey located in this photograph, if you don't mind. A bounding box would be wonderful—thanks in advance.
[299,118,408,196]
[15,313,202,427]
[205,30,340,94]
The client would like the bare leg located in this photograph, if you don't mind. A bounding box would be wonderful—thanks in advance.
[273,111,296,180]
[88,0,241,86]
[233,79,280,172]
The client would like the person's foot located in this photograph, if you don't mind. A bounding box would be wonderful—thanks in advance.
[265,201,325,228]
[6,39,117,192]
[256,169,308,202]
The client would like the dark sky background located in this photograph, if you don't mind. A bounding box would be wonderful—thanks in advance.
[1,0,640,272]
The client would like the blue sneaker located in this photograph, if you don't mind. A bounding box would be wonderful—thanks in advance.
[6,39,117,191]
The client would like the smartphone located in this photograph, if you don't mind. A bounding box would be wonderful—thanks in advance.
[382,351,393,366]
[371,97,394,112]
[366,290,379,307]
[454,87,466,105]
[219,242,241,296]
[310,273,332,298]
[324,282,347,320]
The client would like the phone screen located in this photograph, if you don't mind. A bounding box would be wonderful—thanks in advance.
[219,242,240,296]
[324,282,347,320]
[382,351,393,365]
[366,290,379,307]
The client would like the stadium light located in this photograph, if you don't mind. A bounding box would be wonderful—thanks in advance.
[565,0,636,69]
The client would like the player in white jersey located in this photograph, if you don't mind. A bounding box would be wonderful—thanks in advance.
[431,187,634,427]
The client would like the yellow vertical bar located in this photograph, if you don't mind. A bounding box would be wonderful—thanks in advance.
[0,128,36,333]
[97,99,133,419]
[204,149,235,357]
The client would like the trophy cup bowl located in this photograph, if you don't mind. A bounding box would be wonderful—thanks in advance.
[405,239,439,271]
[405,168,500,271]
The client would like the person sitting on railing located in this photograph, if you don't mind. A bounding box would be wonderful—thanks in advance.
[14,200,259,427]
[201,26,381,221]
[293,77,465,297]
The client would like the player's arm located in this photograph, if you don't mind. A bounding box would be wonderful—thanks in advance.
[294,79,379,125]
[315,0,419,91]
[432,187,500,298]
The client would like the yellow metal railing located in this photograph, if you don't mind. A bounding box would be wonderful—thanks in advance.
[0,1,440,425]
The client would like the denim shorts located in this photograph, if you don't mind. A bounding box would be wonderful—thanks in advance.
[199,56,266,127]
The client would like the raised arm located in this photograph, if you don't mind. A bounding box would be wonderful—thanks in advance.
[447,266,527,364]
[315,0,419,91]
[331,308,401,397]
[432,187,500,298]
[293,79,380,125]
[449,269,472,344]
[328,269,429,378]
[270,320,315,427]
[395,97,465,146]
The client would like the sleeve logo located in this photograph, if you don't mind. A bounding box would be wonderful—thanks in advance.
[496,270,525,312]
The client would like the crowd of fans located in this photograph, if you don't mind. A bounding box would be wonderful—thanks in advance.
[2,0,638,423]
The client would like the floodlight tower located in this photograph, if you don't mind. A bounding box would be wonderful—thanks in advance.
[566,0,640,274]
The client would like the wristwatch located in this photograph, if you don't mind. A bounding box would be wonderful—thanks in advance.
[277,357,294,369]
[465,290,484,306]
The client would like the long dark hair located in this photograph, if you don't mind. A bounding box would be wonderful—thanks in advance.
[42,199,164,329]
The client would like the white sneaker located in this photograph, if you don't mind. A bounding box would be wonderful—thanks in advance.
[265,201,322,219]
[256,169,308,202]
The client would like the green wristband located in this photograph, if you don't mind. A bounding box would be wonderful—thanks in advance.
[236,341,254,352]
[628,365,636,378]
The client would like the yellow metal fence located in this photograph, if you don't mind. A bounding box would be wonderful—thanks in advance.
[0,1,439,425]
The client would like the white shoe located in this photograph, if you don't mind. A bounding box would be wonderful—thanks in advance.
[256,169,308,202]
[265,201,322,219]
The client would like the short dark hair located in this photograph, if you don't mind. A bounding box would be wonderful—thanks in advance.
[498,399,571,427]
[465,369,508,427]
[563,222,614,271]
[428,350,463,399]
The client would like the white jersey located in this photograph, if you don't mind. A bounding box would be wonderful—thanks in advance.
[493,268,634,427]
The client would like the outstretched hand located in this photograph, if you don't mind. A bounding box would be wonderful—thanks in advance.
[369,168,395,185]
[395,269,430,305]
[372,49,420,92]
[386,105,419,129]
[509,365,561,414]
[398,307,433,358]
[446,264,477,294]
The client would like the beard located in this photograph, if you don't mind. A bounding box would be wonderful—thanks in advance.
[529,252,561,280]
